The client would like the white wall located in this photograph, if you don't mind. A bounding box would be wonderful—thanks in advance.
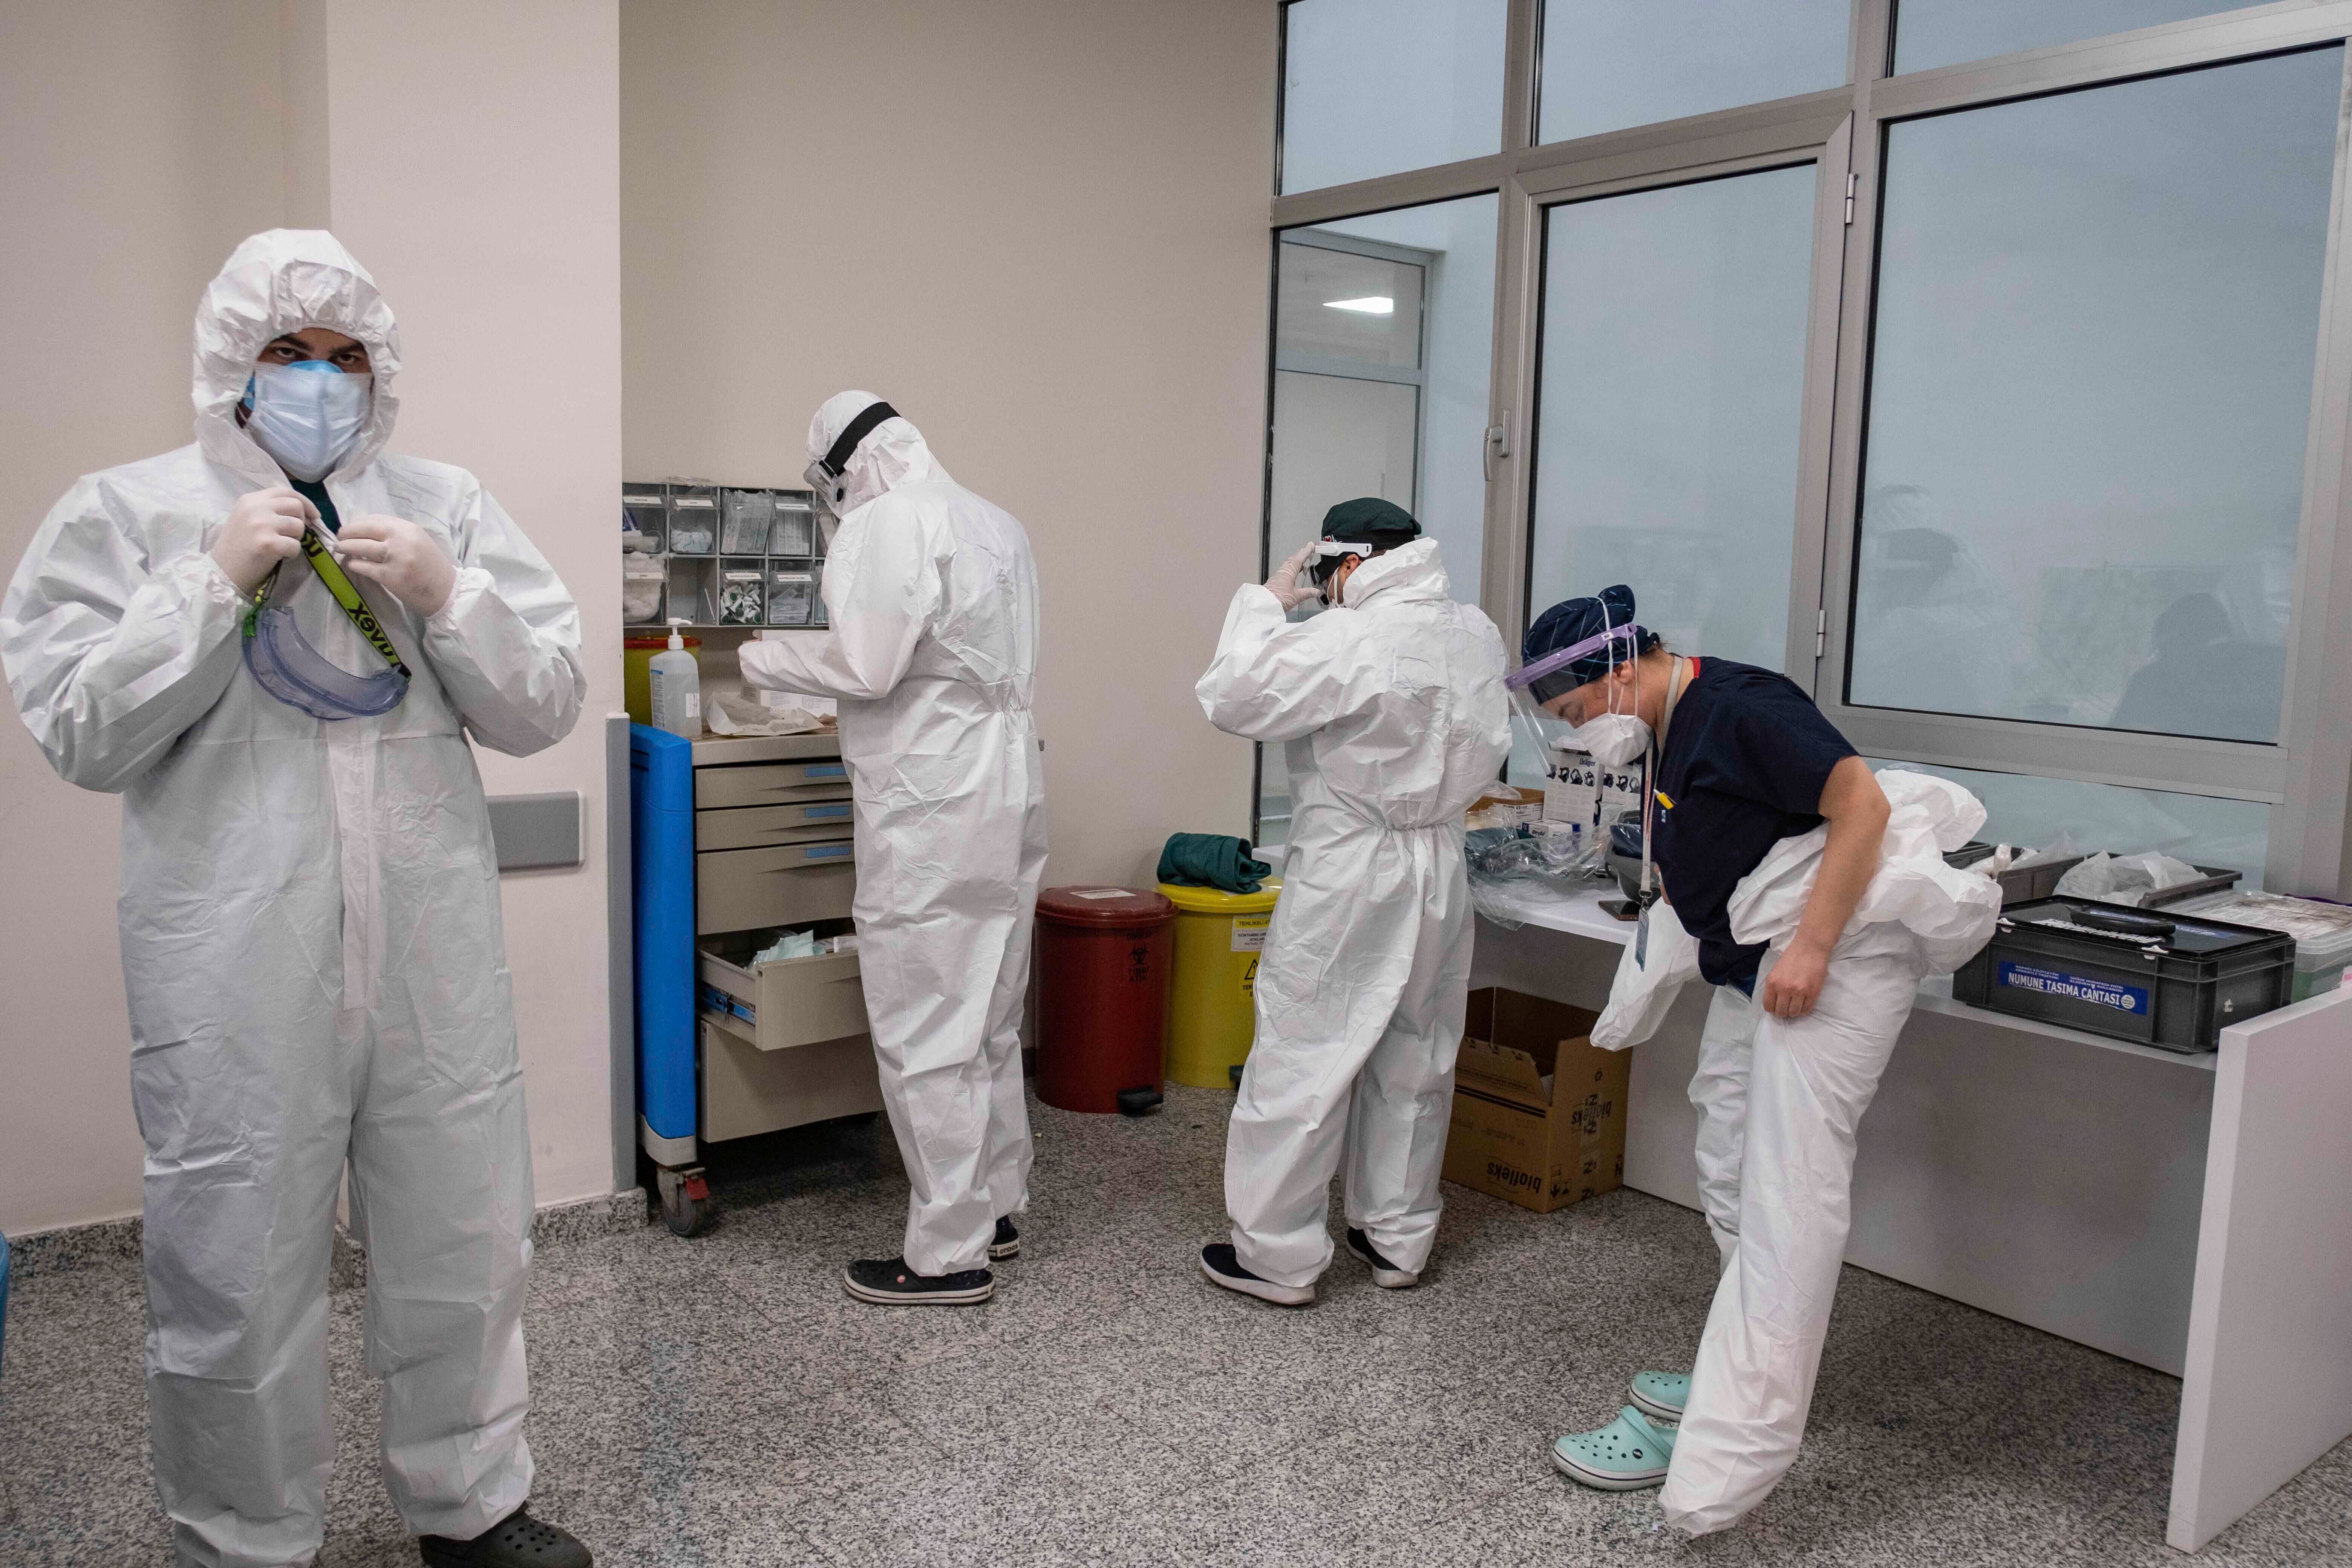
[620,0,1277,885]
[0,1,291,1237]
[308,0,624,1210]
[0,0,624,1234]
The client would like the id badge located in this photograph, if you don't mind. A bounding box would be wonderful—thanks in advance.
[1635,905,1649,968]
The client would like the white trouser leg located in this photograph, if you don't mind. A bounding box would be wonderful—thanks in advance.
[978,789,1048,1225]
[349,990,535,1542]
[138,1007,347,1568]
[1689,985,1763,1267]
[1661,942,1921,1536]
[1339,866,1473,1275]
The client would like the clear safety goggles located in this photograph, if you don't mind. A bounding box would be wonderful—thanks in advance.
[804,399,900,520]
[240,529,410,720]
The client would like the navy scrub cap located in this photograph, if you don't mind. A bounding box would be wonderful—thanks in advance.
[1312,497,1421,585]
[1522,584,1655,702]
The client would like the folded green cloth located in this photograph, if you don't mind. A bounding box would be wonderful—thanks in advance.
[1158,833,1271,895]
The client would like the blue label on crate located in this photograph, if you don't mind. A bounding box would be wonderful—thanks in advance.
[1997,961,2148,1014]
[804,844,852,860]
[805,764,848,779]
[802,804,852,819]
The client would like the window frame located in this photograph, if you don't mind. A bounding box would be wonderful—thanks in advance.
[1263,0,2352,895]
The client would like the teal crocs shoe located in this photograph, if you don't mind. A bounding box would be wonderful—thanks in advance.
[1628,1369,1689,1423]
[1551,1406,1677,1491]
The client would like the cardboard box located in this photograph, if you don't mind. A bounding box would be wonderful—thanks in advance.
[1466,784,1545,830]
[1443,988,1629,1214]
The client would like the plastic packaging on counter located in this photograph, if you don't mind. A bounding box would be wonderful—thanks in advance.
[2054,851,2204,906]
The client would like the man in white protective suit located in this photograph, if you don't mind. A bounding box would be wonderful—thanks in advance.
[1514,586,1996,1534]
[0,230,592,1566]
[1192,498,1510,1307]
[739,392,1047,1307]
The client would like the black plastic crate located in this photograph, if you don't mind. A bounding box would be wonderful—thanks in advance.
[1952,897,2294,1053]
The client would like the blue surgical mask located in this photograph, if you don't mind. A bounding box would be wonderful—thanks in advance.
[242,359,371,482]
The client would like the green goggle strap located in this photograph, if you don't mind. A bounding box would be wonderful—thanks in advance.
[240,525,414,680]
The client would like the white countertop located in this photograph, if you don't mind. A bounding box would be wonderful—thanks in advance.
[1475,876,2219,1072]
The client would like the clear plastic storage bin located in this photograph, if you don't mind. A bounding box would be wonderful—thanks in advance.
[720,565,766,626]
[668,484,718,554]
[2168,889,2352,1001]
[720,488,776,555]
[769,499,816,558]
[767,569,816,626]
[622,485,667,552]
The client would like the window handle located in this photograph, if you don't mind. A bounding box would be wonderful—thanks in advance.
[1483,421,1510,482]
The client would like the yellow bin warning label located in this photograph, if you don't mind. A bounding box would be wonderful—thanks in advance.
[1159,882,1280,1089]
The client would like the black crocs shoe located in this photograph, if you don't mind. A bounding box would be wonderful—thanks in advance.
[1198,1242,1314,1306]
[843,1256,995,1305]
[1346,1227,1421,1289]
[419,1505,592,1566]
[989,1216,1020,1260]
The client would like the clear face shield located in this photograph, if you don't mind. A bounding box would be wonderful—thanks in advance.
[1501,620,1652,890]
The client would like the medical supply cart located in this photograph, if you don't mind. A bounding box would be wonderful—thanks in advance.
[631,726,882,1236]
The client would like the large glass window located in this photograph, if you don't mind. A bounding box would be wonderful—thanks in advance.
[1870,760,2269,884]
[1261,194,1499,844]
[1537,0,1850,144]
[1893,1,2255,77]
[1280,0,1509,193]
[1851,49,2340,744]
[1526,165,1819,671]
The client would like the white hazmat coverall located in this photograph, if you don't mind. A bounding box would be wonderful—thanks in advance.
[0,230,584,1566]
[740,392,1046,1277]
[1196,539,1510,1289]
[1589,771,1996,1535]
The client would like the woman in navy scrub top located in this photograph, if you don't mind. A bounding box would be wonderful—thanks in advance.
[1523,586,1913,1536]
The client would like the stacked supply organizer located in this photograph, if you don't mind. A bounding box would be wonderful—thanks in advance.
[631,726,882,1236]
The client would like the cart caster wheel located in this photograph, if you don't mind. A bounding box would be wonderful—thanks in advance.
[657,1167,713,1238]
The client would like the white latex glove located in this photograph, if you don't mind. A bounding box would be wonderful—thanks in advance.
[210,487,315,594]
[338,514,458,618]
[1263,542,1317,612]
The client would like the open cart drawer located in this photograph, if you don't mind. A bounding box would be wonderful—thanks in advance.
[698,934,870,1052]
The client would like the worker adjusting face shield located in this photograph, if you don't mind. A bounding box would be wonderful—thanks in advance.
[1510,585,1664,895]
[1303,496,1421,609]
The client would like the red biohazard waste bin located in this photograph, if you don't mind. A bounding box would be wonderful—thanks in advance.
[1035,885,1176,1115]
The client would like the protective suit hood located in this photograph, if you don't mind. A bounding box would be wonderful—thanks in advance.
[1340,536,1448,609]
[807,388,943,518]
[193,229,402,488]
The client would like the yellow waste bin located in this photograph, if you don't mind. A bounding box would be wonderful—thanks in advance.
[1158,880,1282,1089]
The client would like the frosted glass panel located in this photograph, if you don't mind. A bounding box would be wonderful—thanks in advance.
[1281,0,1509,193]
[1539,0,1849,143]
[1870,761,2269,885]
[1261,196,1499,844]
[1276,246,1425,369]
[1852,51,2338,743]
[1895,0,2248,75]
[1527,164,1818,672]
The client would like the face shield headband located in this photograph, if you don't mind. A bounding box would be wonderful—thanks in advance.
[803,400,899,514]
[1504,622,1648,698]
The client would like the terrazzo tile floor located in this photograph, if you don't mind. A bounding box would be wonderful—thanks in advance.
[5,1083,2349,1566]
